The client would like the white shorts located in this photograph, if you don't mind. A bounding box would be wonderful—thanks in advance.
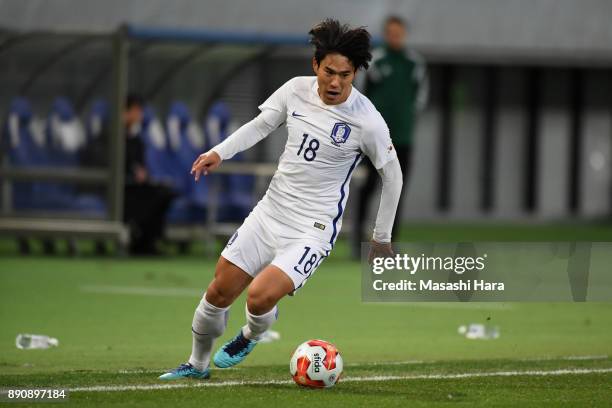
[221,207,331,292]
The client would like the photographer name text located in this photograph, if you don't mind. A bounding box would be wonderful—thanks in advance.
[372,279,504,291]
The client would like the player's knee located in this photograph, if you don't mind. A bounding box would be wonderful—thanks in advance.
[205,282,233,308]
[246,287,277,315]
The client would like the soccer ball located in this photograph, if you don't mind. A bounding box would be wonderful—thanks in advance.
[289,339,343,388]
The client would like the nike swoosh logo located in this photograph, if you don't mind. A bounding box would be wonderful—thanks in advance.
[292,111,306,117]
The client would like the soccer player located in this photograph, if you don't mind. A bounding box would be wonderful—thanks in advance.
[159,19,403,380]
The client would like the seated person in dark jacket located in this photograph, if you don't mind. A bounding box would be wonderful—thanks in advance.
[123,95,174,255]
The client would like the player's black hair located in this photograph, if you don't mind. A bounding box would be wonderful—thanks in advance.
[308,18,372,71]
[125,93,144,109]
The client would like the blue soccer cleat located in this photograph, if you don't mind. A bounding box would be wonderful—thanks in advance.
[213,330,258,368]
[158,363,210,380]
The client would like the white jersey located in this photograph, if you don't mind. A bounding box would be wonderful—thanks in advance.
[254,76,396,248]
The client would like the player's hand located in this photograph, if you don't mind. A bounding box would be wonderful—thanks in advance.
[191,150,222,181]
[367,240,394,264]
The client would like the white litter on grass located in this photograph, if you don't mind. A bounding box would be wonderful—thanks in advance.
[258,330,281,343]
[458,323,500,340]
[70,367,612,393]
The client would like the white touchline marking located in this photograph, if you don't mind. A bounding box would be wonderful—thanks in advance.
[350,355,608,367]
[71,367,612,393]
[80,285,202,297]
[119,355,609,373]
[117,368,242,374]
[521,355,608,362]
[564,355,608,361]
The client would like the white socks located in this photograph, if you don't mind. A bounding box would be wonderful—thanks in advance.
[242,304,278,341]
[188,294,229,371]
[187,295,279,370]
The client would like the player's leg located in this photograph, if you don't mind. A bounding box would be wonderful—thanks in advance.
[159,256,252,380]
[213,265,293,368]
[161,209,275,379]
[214,242,329,368]
[188,257,253,366]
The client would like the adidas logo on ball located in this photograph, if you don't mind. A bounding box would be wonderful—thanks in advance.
[313,353,322,372]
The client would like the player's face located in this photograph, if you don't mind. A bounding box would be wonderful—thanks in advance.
[312,53,355,105]
[384,21,406,51]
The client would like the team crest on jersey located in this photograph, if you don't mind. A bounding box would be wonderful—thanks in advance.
[330,122,351,145]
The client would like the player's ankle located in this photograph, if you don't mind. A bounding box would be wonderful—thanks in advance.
[187,358,208,372]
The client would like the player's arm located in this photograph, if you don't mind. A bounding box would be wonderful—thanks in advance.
[191,110,283,180]
[191,78,293,181]
[368,157,402,262]
[360,113,403,262]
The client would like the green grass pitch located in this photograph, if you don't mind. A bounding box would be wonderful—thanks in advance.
[1,224,612,406]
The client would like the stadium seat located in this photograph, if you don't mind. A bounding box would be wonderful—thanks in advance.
[75,99,111,215]
[205,102,254,221]
[163,101,208,224]
[39,97,104,214]
[3,97,48,209]
[5,98,45,165]
[36,97,80,209]
[142,106,177,186]
[46,97,86,167]
[86,99,110,143]
[141,106,192,223]
[39,98,87,212]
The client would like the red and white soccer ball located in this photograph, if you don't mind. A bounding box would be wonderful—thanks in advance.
[290,339,343,388]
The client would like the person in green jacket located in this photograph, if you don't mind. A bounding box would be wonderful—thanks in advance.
[353,16,428,257]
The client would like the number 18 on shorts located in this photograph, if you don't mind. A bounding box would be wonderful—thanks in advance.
[221,209,330,293]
